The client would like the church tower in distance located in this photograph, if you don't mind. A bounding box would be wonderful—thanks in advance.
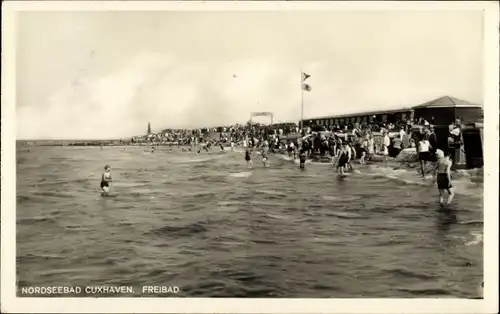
[147,122,151,135]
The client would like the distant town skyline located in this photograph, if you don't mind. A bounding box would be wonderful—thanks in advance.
[16,8,484,139]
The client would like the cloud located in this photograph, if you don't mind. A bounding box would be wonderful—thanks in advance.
[15,11,483,139]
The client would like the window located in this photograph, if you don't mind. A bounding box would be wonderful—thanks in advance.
[382,115,387,122]
[402,113,407,121]
[362,116,367,123]
[369,116,374,123]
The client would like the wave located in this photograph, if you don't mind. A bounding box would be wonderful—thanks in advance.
[65,224,92,231]
[18,216,56,224]
[217,201,243,206]
[169,157,213,164]
[465,231,483,246]
[17,253,66,263]
[323,195,361,201]
[363,166,482,194]
[384,267,438,280]
[265,213,291,220]
[396,287,452,296]
[228,171,252,178]
[459,220,483,226]
[31,191,76,199]
[182,191,216,197]
[326,211,364,219]
[255,190,287,197]
[147,222,208,237]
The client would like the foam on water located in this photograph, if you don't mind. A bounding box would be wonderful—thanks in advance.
[465,231,483,247]
[228,171,253,178]
[361,164,482,194]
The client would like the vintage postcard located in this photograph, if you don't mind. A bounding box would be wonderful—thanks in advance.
[1,1,498,313]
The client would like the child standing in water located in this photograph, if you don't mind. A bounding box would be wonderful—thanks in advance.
[299,148,307,169]
[261,150,269,167]
[100,165,113,196]
[360,136,369,165]
[435,149,455,205]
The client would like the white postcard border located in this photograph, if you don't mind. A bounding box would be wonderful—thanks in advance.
[1,1,498,313]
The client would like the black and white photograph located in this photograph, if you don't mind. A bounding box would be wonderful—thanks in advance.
[2,1,498,313]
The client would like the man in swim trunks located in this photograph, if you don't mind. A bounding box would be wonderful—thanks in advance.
[435,149,454,205]
[100,165,113,196]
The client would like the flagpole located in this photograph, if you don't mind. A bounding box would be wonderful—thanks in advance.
[300,68,304,134]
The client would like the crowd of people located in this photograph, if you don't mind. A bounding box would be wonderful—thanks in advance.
[132,116,452,165]
[108,115,463,205]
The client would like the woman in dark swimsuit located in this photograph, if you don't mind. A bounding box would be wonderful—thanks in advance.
[336,144,349,175]
[245,149,252,168]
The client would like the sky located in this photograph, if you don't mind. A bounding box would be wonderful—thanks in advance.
[16,10,483,139]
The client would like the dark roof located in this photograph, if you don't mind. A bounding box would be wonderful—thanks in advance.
[304,107,411,121]
[303,95,482,121]
[412,96,481,109]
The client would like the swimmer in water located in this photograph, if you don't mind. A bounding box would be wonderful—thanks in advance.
[245,148,252,168]
[100,165,113,196]
[299,148,306,169]
[435,149,455,205]
[261,150,269,167]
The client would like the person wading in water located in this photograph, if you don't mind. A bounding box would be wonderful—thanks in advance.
[245,148,252,168]
[336,143,349,176]
[435,149,455,205]
[100,165,113,196]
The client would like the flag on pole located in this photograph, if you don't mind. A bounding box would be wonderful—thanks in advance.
[302,83,312,92]
[302,72,311,82]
